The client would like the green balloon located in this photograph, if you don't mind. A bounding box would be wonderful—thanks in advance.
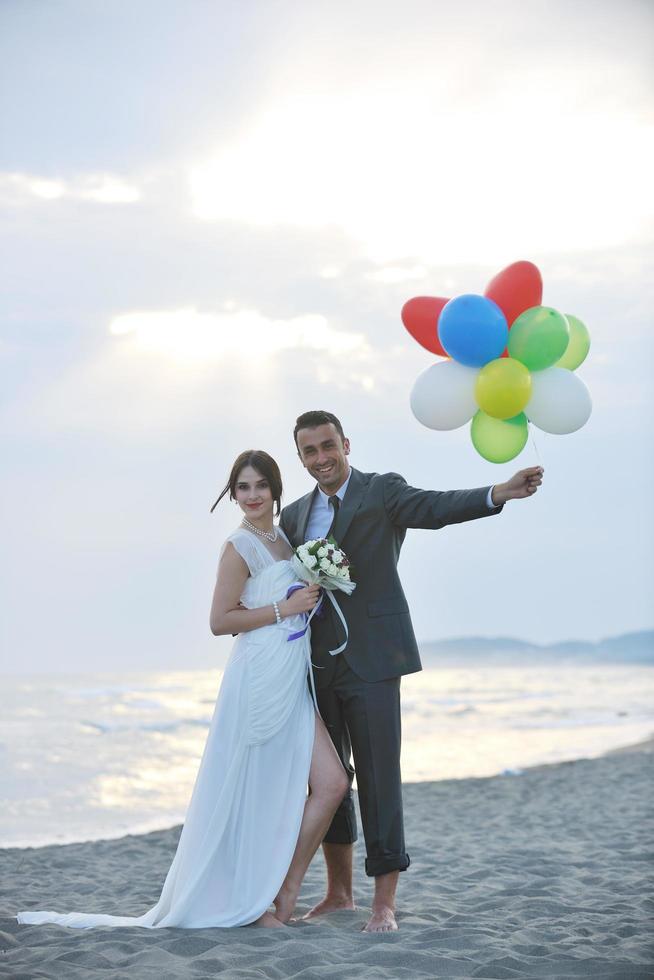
[470,411,528,463]
[555,314,591,370]
[508,306,570,371]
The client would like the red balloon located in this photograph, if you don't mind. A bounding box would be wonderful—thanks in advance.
[484,261,543,327]
[401,296,449,356]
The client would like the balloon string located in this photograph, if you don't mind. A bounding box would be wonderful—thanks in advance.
[529,423,542,465]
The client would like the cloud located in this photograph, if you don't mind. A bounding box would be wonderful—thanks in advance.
[366,265,429,284]
[1,302,377,441]
[109,307,366,362]
[0,171,141,206]
[0,0,286,174]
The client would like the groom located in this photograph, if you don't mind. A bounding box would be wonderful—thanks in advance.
[280,410,543,932]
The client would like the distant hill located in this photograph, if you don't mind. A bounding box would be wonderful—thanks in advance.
[419,630,654,665]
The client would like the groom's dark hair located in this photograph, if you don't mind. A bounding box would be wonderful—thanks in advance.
[293,410,345,448]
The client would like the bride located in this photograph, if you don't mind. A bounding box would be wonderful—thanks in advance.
[17,449,349,930]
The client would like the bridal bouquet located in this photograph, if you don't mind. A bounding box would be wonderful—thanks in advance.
[291,538,355,593]
[287,537,356,655]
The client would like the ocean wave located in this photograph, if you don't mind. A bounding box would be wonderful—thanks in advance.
[57,685,186,700]
[80,718,211,735]
[509,715,635,731]
[2,663,652,848]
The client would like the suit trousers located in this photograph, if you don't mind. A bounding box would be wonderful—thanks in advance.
[315,654,410,877]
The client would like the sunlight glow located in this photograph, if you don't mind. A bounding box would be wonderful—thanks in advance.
[109,308,366,363]
[93,764,197,808]
[188,86,654,264]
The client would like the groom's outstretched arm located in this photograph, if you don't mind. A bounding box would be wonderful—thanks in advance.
[382,467,543,530]
[490,467,544,505]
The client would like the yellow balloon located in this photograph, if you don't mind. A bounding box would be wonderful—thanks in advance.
[475,357,532,420]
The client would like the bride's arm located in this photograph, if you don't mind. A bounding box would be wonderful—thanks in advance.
[209,543,320,636]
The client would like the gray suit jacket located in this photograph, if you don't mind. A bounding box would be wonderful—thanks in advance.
[280,468,502,685]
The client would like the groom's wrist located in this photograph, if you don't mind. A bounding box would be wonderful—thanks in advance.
[491,483,509,506]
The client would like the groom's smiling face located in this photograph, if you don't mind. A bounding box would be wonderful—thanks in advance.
[296,423,351,493]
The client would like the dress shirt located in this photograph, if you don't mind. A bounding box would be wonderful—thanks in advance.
[306,470,353,540]
[306,469,496,540]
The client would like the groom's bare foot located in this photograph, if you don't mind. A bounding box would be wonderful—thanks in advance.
[252,911,286,928]
[303,894,356,919]
[362,906,398,933]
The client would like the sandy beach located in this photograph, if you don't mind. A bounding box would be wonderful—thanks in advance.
[2,742,652,980]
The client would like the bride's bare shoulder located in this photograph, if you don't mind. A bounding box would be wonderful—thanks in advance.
[218,530,257,574]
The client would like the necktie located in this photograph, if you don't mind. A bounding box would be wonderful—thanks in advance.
[326,495,340,540]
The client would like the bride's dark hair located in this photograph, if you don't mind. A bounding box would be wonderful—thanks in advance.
[210,450,283,516]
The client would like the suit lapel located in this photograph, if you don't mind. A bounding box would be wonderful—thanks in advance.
[332,467,367,546]
[297,486,319,543]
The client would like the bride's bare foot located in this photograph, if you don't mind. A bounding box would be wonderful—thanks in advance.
[362,906,398,933]
[251,911,286,928]
[302,894,356,919]
[273,883,300,923]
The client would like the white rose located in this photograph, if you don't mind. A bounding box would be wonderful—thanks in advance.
[338,567,349,579]
[298,545,309,558]
[319,557,331,571]
[305,554,318,569]
[317,546,327,558]
[332,550,343,562]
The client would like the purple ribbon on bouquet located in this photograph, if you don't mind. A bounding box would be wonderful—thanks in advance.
[284,583,325,710]
[286,583,324,641]
[285,582,352,657]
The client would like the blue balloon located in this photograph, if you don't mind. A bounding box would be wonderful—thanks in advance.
[438,294,509,367]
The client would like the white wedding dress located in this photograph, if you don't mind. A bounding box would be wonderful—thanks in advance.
[17,528,316,929]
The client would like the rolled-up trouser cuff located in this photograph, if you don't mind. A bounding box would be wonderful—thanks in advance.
[323,793,358,845]
[365,852,410,877]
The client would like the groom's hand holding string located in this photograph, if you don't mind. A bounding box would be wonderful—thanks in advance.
[491,466,544,505]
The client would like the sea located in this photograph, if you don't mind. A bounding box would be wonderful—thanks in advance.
[2,662,653,849]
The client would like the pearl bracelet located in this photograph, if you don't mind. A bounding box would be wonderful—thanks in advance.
[272,601,281,624]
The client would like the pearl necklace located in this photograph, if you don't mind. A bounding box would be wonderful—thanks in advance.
[241,517,278,542]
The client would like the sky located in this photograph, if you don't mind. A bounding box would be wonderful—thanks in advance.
[1,0,653,674]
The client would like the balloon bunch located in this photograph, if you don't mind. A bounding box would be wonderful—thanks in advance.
[403,261,592,462]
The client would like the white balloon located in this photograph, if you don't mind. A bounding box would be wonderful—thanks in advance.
[410,360,478,430]
[526,367,592,434]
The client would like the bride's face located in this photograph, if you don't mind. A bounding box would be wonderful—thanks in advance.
[234,466,273,523]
